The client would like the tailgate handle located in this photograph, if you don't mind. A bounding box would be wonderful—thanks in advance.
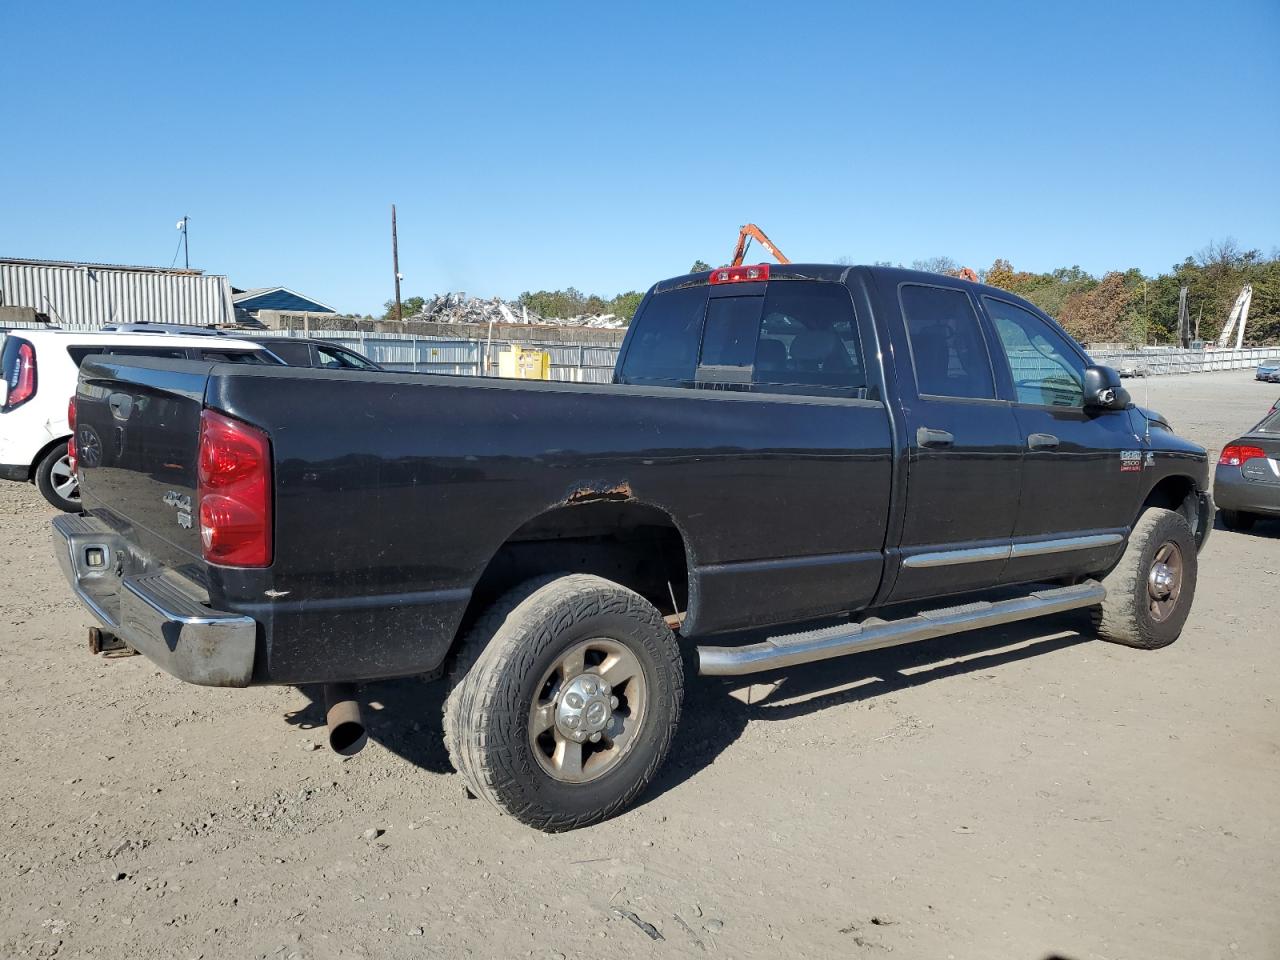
[916,427,954,449]
[1027,432,1060,450]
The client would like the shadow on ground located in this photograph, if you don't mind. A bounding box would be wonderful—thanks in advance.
[286,610,1097,805]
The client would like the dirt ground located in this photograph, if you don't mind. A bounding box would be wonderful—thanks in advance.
[1,371,1277,960]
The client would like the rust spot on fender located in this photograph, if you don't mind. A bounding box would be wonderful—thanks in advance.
[566,480,633,504]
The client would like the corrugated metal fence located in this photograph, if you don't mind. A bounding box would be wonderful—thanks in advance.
[255,329,621,382]
[1088,346,1280,376]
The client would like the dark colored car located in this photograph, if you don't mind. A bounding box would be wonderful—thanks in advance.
[1215,405,1280,530]
[53,264,1213,830]
[247,337,382,370]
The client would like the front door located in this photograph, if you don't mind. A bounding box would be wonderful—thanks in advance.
[887,281,1024,602]
[979,295,1142,583]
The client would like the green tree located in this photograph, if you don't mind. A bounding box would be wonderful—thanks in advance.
[381,295,425,321]
[689,260,712,273]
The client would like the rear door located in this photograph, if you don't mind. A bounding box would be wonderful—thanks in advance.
[884,281,1023,602]
[980,296,1140,582]
[616,277,892,624]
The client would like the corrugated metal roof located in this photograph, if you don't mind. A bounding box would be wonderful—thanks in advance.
[0,256,205,275]
[0,259,234,329]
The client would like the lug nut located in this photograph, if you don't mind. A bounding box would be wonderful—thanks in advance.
[566,693,583,708]
[565,716,578,728]
[610,696,619,708]
[582,680,597,695]
[590,732,602,743]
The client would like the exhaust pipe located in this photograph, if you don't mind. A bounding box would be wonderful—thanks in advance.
[324,683,367,756]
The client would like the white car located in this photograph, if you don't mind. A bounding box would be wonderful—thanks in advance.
[1,329,282,511]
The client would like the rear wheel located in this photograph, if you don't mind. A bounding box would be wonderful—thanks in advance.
[34,442,80,512]
[1093,507,1197,649]
[443,574,683,831]
[1220,509,1256,532]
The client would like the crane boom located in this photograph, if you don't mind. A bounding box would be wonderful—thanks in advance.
[730,223,791,267]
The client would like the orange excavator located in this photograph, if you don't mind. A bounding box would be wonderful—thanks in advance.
[727,222,979,281]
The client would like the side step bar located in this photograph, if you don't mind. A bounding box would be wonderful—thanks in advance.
[696,581,1105,677]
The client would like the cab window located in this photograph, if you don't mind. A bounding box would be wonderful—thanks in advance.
[751,281,865,397]
[984,297,1085,407]
[899,284,996,400]
[315,344,379,370]
[617,285,707,387]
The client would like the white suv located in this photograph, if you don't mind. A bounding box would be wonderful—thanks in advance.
[1,329,282,511]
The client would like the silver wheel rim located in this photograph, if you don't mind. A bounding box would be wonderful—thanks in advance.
[528,638,648,784]
[50,455,80,503]
[1146,540,1184,623]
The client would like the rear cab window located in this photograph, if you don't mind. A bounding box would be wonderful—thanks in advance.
[618,280,868,399]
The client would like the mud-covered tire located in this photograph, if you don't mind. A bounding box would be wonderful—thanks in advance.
[443,574,683,831]
[1220,509,1256,532]
[1093,507,1197,649]
[34,442,81,512]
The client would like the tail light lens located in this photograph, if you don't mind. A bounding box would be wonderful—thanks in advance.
[5,341,37,409]
[198,409,273,567]
[1218,444,1266,466]
[66,397,78,471]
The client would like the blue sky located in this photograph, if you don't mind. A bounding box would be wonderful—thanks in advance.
[2,1,1277,315]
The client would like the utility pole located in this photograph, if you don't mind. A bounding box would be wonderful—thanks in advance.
[391,204,402,322]
[176,216,190,269]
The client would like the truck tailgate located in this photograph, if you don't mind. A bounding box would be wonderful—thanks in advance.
[76,356,213,566]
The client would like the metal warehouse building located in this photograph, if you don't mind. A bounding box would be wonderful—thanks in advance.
[0,257,235,329]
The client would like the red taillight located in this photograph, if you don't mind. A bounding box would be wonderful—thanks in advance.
[1218,444,1266,466]
[198,409,272,567]
[709,264,771,284]
[66,397,78,471]
[6,342,37,408]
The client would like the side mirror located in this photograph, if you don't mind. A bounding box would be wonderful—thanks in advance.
[1083,364,1131,410]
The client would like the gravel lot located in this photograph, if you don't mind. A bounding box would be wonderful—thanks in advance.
[2,371,1277,960]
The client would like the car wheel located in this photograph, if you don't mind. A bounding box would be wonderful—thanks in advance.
[1093,507,1197,649]
[443,574,684,831]
[1220,509,1256,532]
[34,442,81,513]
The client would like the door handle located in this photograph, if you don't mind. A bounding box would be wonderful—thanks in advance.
[1027,432,1059,450]
[916,426,954,448]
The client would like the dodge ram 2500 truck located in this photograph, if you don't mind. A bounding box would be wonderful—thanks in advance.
[53,264,1213,831]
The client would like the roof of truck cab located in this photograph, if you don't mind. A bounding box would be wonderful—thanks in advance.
[649,263,1049,311]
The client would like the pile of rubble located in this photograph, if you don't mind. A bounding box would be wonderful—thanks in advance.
[404,293,627,329]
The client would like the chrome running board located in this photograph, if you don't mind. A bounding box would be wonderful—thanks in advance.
[696,581,1105,677]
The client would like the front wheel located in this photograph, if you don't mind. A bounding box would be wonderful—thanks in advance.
[34,442,81,512]
[1093,507,1197,649]
[443,574,684,831]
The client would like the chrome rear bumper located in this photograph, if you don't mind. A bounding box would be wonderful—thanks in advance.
[51,514,257,687]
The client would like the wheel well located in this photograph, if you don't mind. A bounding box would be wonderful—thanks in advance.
[1140,475,1199,531]
[453,501,691,648]
[27,435,71,481]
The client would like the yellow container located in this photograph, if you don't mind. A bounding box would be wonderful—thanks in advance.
[498,345,551,380]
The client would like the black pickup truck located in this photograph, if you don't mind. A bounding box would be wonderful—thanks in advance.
[54,264,1213,830]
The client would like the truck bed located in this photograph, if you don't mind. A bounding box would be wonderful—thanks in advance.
[72,357,894,684]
